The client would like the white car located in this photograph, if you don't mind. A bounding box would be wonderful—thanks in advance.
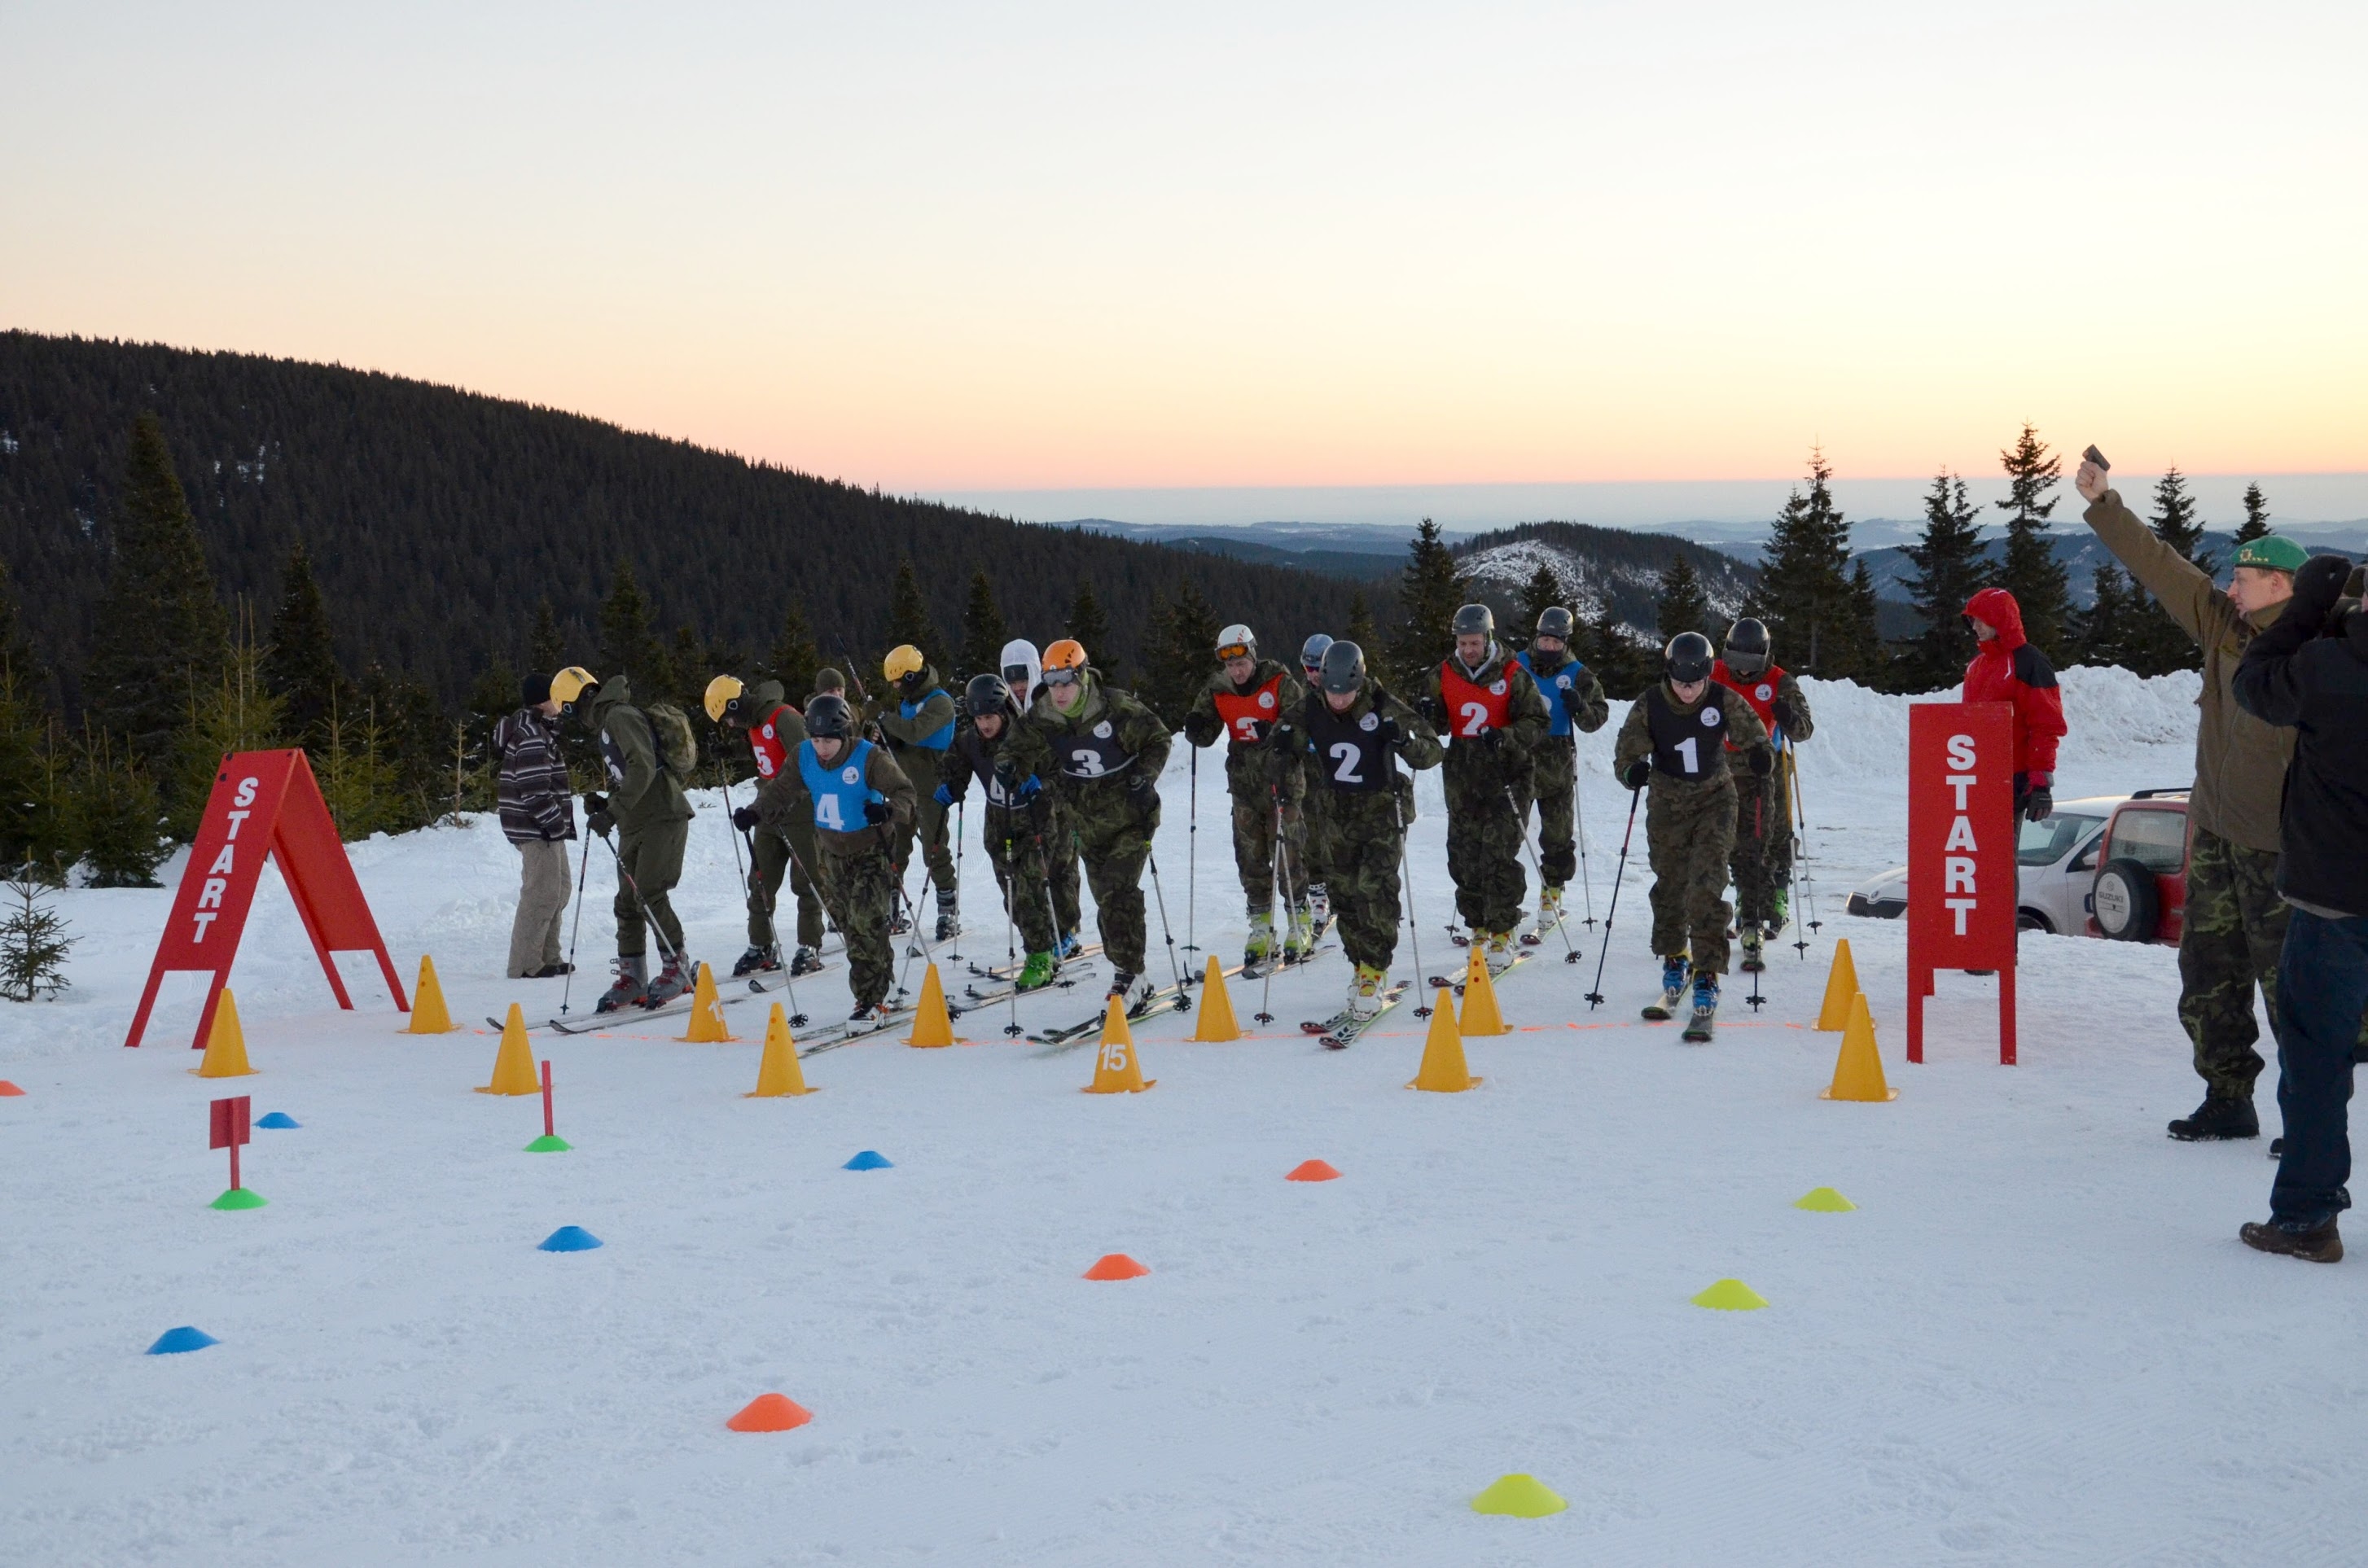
[1844,795,2125,935]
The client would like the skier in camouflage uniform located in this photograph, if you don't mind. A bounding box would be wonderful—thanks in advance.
[554,668,696,1013]
[1296,633,1336,927]
[936,673,1063,990]
[1512,606,1610,935]
[1291,640,1443,1018]
[1001,638,1085,955]
[1183,624,1313,969]
[1614,633,1773,1032]
[704,675,831,978]
[1011,638,1173,1001]
[2076,453,2368,1140]
[1711,618,1814,970]
[1418,604,1550,974]
[876,646,962,940]
[763,691,916,1022]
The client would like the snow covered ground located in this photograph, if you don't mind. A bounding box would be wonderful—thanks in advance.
[8,666,2362,1566]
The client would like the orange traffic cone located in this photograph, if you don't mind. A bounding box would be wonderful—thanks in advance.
[475,1004,540,1095]
[404,955,458,1034]
[1822,992,1898,1102]
[681,962,735,1042]
[1458,941,1506,1036]
[1190,955,1241,1041]
[1816,938,1861,1031]
[1408,988,1480,1092]
[747,1004,815,1097]
[191,990,257,1078]
[1083,996,1153,1093]
[906,962,956,1047]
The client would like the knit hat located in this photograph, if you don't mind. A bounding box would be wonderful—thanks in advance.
[2230,534,2309,573]
[520,671,554,706]
[813,667,846,694]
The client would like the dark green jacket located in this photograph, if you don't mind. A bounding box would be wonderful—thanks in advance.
[1182,656,1308,798]
[1419,643,1550,791]
[590,674,691,830]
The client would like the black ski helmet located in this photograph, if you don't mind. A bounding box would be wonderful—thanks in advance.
[1722,617,1770,676]
[805,692,854,739]
[1300,633,1333,673]
[1664,632,1716,684]
[1534,606,1575,642]
[1318,639,1366,694]
[1451,603,1494,639]
[963,672,1013,718]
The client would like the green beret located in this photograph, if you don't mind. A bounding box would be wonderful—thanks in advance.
[2231,535,2309,573]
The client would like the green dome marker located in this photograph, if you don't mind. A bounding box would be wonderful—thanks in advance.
[524,1134,572,1153]
[1794,1186,1856,1212]
[210,1187,268,1211]
[1471,1474,1568,1518]
[1691,1278,1769,1311]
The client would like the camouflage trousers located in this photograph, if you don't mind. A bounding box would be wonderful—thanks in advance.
[1445,776,1528,935]
[1066,793,1155,975]
[610,818,687,960]
[746,821,826,951]
[1231,789,1309,913]
[978,804,1059,955]
[2180,830,2287,1097]
[1646,775,1736,976]
[812,837,899,1010]
[897,790,958,903]
[1521,737,1579,888]
[1313,792,1406,971]
[1726,766,1790,929]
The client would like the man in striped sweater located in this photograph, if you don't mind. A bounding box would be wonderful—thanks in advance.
[493,673,578,979]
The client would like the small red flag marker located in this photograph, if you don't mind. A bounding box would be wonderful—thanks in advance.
[525,1059,570,1152]
[208,1094,265,1209]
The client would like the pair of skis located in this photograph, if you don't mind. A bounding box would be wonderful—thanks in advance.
[1427,947,1534,997]
[531,957,840,1036]
[1026,962,1246,1048]
[1300,982,1412,1050]
[1641,975,1718,1042]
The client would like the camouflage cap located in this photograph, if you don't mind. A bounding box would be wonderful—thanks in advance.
[2230,535,2309,573]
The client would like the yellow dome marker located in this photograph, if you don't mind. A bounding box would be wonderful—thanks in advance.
[1470,1474,1567,1518]
[1691,1278,1769,1311]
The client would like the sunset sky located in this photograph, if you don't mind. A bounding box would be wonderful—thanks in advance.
[7,2,2364,510]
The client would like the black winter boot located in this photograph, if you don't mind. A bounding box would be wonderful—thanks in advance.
[2168,1094,2259,1141]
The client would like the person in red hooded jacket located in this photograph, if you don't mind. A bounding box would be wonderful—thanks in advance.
[1961,587,2068,821]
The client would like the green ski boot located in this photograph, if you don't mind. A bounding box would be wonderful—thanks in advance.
[1016,950,1056,992]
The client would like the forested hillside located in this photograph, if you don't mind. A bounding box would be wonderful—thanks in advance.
[0,331,1365,711]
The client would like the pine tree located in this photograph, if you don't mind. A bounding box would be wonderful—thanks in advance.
[1516,562,1570,647]
[1749,451,1866,678]
[261,540,349,753]
[357,664,449,833]
[84,413,228,777]
[463,659,517,792]
[75,726,167,887]
[597,565,670,693]
[1899,471,1988,692]
[1387,519,1470,691]
[1839,559,1886,684]
[884,556,945,675]
[762,602,821,699]
[169,609,287,839]
[1142,582,1219,725]
[958,568,1008,685]
[2233,483,2271,544]
[2148,466,2212,572]
[1993,423,2072,661]
[1065,578,1112,666]
[2075,564,2146,671]
[0,865,74,1002]
[0,558,44,703]
[1343,589,1378,656]
[316,690,400,842]
[1653,554,1711,644]
[1584,603,1650,699]
[528,598,567,677]
[2130,466,2210,674]
[0,666,45,873]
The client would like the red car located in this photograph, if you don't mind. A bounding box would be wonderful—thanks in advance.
[2085,789,2190,944]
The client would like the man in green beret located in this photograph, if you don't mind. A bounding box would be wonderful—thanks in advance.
[2077,453,2363,1141]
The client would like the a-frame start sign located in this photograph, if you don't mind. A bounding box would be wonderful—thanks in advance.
[125,749,410,1049]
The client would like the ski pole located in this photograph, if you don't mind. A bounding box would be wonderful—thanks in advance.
[1254,791,1285,1024]
[1184,744,1198,955]
[950,796,966,961]
[1504,786,1581,966]
[1582,785,1643,1009]
[1142,849,1191,1006]
[993,804,1025,1037]
[1787,743,1822,938]
[740,825,805,1026]
[1388,782,1432,1018]
[1572,745,1598,931]
[558,826,595,1015]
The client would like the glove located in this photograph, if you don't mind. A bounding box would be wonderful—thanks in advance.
[863,799,891,826]
[932,783,955,809]
[730,804,760,832]
[1127,771,1159,805]
[583,792,607,816]
[1620,758,1651,790]
[2023,786,2053,822]
[1747,747,1774,777]
[1240,719,1269,744]
[2293,554,2353,625]
[585,806,614,836]
[1418,696,1445,728]
[1377,719,1403,747]
[1015,774,1042,804]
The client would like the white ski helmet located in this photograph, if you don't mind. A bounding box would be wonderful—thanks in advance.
[1215,624,1256,663]
[999,637,1042,707]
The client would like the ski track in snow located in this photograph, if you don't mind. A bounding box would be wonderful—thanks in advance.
[9,667,2362,1566]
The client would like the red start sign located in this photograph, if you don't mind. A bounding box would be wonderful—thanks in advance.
[125,750,409,1050]
[1905,703,2018,1064]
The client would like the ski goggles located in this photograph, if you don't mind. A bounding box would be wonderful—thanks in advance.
[1041,667,1081,687]
[1216,639,1253,663]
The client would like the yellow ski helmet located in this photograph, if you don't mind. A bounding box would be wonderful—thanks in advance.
[550,668,599,710]
[884,644,926,683]
[703,673,745,723]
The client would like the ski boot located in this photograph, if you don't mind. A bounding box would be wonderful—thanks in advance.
[1016,950,1056,992]
[1484,928,1517,976]
[890,909,912,936]
[1682,971,1719,1041]
[1642,954,1689,1021]
[732,943,780,978]
[788,945,825,976]
[1056,928,1084,961]
[595,954,648,1014]
[1106,970,1138,1001]
[643,953,692,1008]
[1768,889,1789,938]
[1243,909,1276,972]
[2168,1094,2260,1141]
[848,999,893,1026]
[1348,962,1387,1021]
[1527,885,1564,945]
[935,892,961,944]
[1739,926,1765,972]
[1283,904,1315,964]
[1308,882,1331,934]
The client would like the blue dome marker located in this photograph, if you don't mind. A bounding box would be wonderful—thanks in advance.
[538,1225,603,1252]
[147,1326,219,1355]
[256,1112,299,1129]
[842,1150,892,1171]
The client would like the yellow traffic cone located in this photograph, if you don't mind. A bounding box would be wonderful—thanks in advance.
[190,988,257,1077]
[747,1004,816,1096]
[906,962,956,1047]
[1083,996,1154,1093]
[1816,938,1861,1030]
[1458,940,1506,1036]
[475,1004,541,1095]
[404,955,458,1034]
[1407,988,1481,1092]
[681,962,735,1042]
[1822,992,1898,1102]
[1190,955,1241,1041]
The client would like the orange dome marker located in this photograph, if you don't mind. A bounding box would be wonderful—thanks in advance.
[1286,1159,1340,1182]
[0,1080,24,1097]
[1083,1253,1150,1281]
[726,1393,813,1432]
